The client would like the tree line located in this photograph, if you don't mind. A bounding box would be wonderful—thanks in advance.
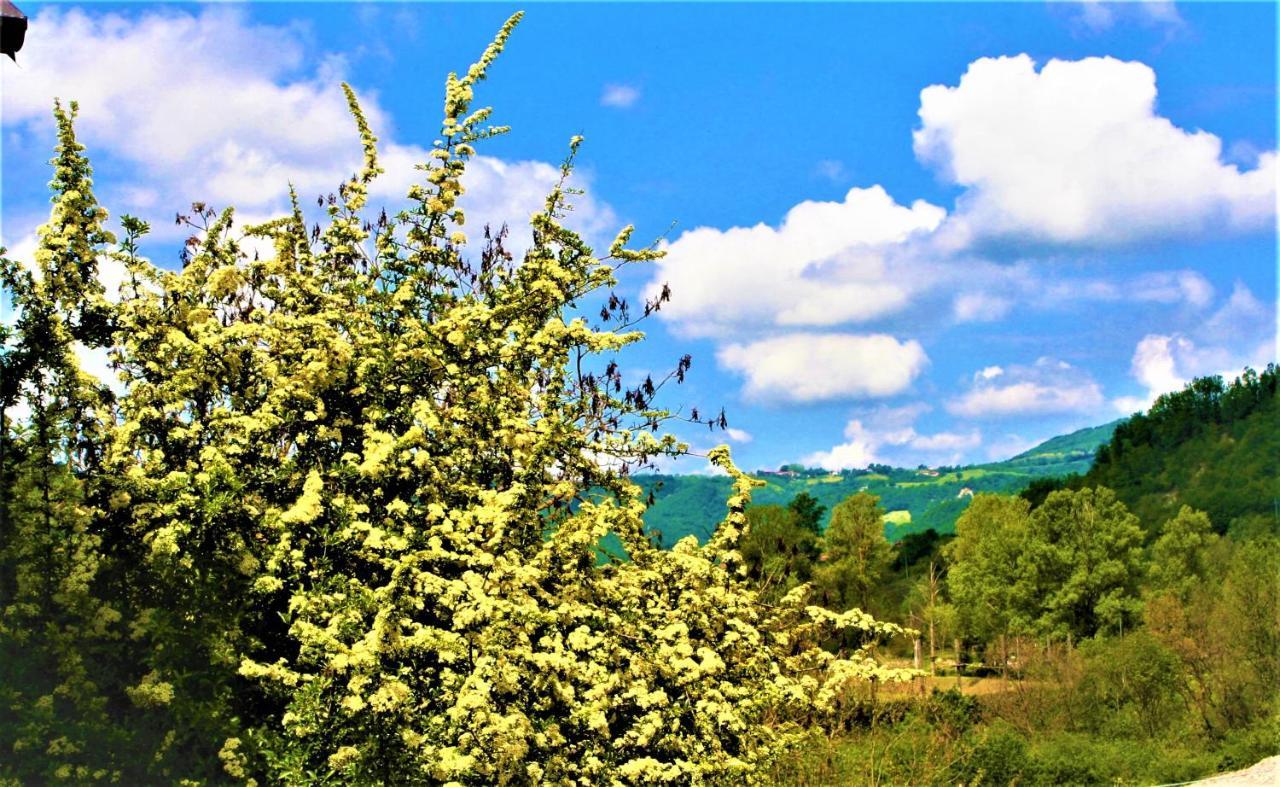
[745,375,1278,783]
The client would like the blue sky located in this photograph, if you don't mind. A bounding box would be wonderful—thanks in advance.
[2,1,1276,472]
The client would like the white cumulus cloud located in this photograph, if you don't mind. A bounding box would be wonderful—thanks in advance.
[802,404,982,470]
[948,358,1104,418]
[646,186,944,338]
[915,54,1276,246]
[717,333,928,404]
[1113,288,1276,414]
[1,7,615,249]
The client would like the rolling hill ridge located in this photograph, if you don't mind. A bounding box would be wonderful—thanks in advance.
[633,419,1123,547]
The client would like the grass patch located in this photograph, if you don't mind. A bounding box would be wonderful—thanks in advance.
[883,510,912,525]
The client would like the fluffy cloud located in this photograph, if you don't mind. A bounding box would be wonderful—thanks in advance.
[1133,335,1190,395]
[717,333,928,404]
[915,55,1276,246]
[802,430,879,471]
[600,83,641,109]
[1112,335,1203,413]
[948,358,1104,418]
[3,7,373,214]
[953,292,1013,323]
[1,7,614,249]
[1071,0,1184,33]
[802,404,982,470]
[643,53,1265,349]
[1113,285,1276,413]
[1111,296,1269,414]
[646,186,944,338]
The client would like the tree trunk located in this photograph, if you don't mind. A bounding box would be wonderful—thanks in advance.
[928,617,936,675]
[1000,633,1008,682]
[913,637,924,697]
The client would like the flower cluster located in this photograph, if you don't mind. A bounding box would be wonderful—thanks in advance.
[0,13,911,785]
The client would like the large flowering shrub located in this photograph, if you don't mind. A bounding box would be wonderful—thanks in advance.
[0,14,911,784]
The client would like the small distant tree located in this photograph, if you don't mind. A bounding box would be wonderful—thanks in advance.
[739,504,819,602]
[813,492,895,612]
[788,491,826,535]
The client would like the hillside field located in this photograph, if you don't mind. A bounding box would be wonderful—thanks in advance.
[633,420,1122,546]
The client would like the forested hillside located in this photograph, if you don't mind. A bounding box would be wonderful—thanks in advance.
[1083,366,1278,536]
[642,366,1277,548]
[635,420,1121,546]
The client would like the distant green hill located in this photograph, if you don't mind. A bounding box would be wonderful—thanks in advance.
[1006,420,1122,466]
[632,419,1122,547]
[1078,366,1277,536]
[631,361,1280,545]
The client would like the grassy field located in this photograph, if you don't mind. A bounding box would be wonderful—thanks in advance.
[883,510,912,525]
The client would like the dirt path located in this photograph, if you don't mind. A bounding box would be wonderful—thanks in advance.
[1189,756,1278,786]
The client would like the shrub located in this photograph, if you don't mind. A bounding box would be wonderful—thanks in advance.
[961,722,1031,787]
[1077,632,1185,739]
[923,688,982,738]
[0,13,916,785]
[1215,709,1280,773]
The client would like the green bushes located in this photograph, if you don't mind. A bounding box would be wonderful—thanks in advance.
[959,722,1031,786]
[1076,632,1185,739]
[774,697,1227,786]
[1214,710,1280,773]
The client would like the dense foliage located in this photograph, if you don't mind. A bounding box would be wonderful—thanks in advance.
[740,373,1277,785]
[1082,366,1277,535]
[772,519,1279,786]
[0,17,917,785]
